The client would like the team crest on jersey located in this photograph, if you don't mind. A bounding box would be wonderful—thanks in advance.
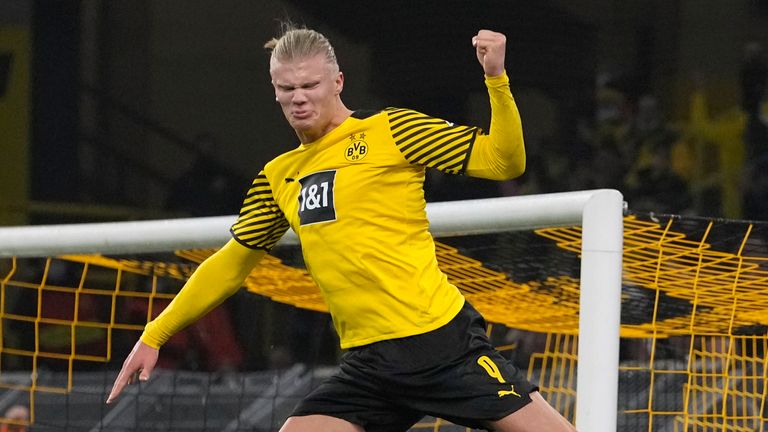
[345,133,368,161]
[298,170,337,226]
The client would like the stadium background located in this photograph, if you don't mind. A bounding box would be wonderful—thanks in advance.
[3,0,768,225]
[2,0,768,430]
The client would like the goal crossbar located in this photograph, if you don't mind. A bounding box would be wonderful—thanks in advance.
[0,189,624,431]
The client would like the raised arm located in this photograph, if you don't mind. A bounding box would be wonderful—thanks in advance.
[465,30,526,181]
[106,239,265,403]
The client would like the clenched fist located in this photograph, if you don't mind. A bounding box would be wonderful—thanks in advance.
[472,30,507,77]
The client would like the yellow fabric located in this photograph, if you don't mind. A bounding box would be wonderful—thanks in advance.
[238,110,469,348]
[140,239,265,349]
[669,138,695,182]
[230,172,291,250]
[160,73,524,350]
[239,74,521,349]
[465,73,525,180]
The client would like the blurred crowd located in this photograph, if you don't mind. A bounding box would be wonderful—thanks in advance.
[165,43,767,221]
[513,41,768,220]
[429,41,768,220]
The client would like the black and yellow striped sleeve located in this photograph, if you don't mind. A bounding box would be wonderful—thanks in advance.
[385,107,479,174]
[230,171,290,250]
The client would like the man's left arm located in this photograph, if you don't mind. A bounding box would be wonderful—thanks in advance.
[465,30,526,181]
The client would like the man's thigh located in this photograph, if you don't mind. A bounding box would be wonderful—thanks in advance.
[488,392,576,432]
[281,415,364,432]
[288,369,423,432]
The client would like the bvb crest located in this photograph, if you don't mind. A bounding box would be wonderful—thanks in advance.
[345,133,368,162]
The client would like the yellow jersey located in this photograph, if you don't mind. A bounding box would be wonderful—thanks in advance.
[232,73,523,349]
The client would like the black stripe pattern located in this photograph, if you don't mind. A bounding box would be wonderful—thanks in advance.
[386,107,478,174]
[230,172,290,250]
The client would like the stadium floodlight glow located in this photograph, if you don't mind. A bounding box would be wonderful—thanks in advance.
[0,189,624,431]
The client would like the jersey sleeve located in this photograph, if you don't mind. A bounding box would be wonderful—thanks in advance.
[385,107,480,174]
[230,171,290,250]
[464,72,526,180]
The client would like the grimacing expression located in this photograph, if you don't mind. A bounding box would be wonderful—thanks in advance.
[270,54,344,142]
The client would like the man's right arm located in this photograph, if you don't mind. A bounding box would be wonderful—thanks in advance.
[141,239,266,347]
[465,30,526,181]
[107,239,265,403]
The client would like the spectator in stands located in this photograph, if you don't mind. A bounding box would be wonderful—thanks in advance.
[166,132,249,218]
[624,148,691,214]
[163,133,248,373]
[1,405,29,432]
[623,95,691,214]
[123,276,245,374]
[579,72,636,192]
[687,75,747,218]
[741,42,768,219]
[741,41,767,122]
[687,41,768,219]
[511,136,589,196]
[743,156,768,219]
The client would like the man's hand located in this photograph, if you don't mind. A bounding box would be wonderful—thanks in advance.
[106,340,159,404]
[472,30,506,77]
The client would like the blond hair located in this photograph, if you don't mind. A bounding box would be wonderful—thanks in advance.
[265,24,339,73]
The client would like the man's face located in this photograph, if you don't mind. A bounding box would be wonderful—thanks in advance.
[270,54,343,142]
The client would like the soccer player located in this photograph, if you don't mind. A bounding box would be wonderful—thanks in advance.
[107,25,577,432]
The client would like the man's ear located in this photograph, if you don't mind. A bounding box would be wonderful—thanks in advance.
[336,71,344,95]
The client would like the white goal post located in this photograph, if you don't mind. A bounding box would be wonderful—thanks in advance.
[0,189,624,431]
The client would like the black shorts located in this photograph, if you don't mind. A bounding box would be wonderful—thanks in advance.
[290,301,538,431]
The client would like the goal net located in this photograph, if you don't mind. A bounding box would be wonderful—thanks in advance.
[3,190,765,431]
